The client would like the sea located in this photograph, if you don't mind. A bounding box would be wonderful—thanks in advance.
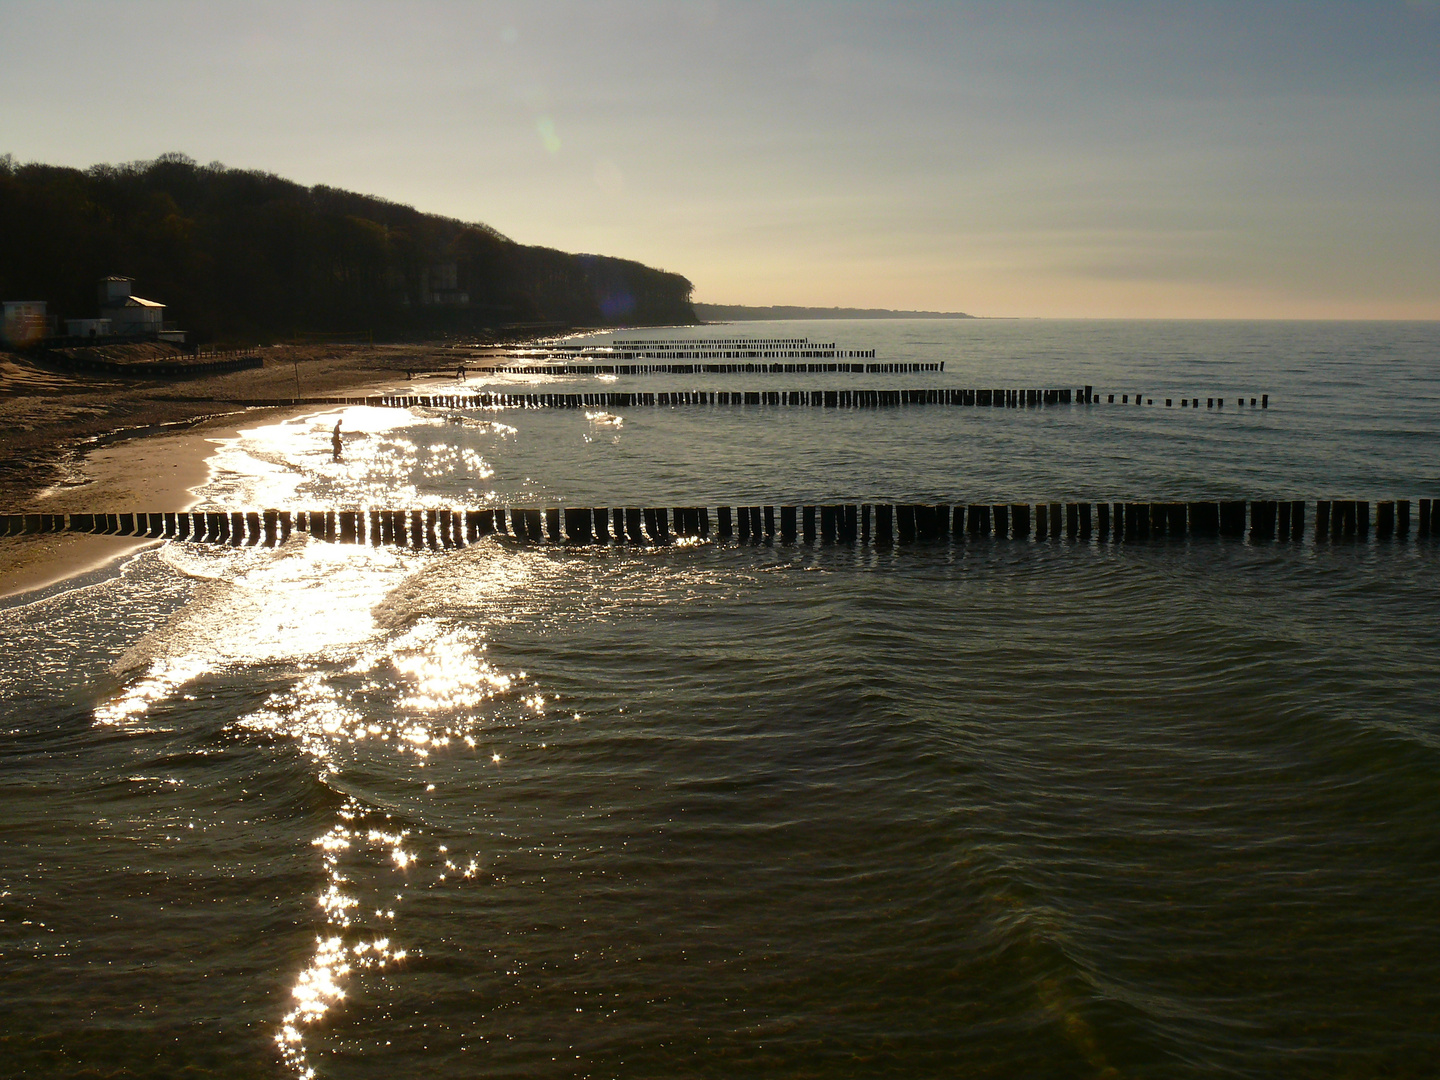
[2,319,1438,1079]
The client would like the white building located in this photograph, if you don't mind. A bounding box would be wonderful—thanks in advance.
[2,300,48,345]
[66,317,113,338]
[98,276,165,335]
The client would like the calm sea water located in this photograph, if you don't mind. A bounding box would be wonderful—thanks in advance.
[2,320,1439,1079]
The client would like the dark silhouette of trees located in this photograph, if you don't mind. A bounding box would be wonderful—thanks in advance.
[0,153,696,343]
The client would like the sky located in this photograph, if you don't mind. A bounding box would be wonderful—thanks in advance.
[3,0,1438,318]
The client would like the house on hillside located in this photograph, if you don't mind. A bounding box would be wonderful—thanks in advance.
[420,262,469,306]
[1,300,50,345]
[99,277,165,335]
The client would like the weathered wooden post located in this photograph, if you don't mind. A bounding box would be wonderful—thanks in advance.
[1249,501,1276,541]
[875,504,893,545]
[718,506,733,538]
[843,504,858,543]
[628,507,646,543]
[1397,500,1410,537]
[1139,503,1157,538]
[993,504,1009,538]
[611,507,625,541]
[926,502,943,537]
[1316,500,1331,540]
[952,505,965,536]
[969,504,989,536]
[1166,504,1185,536]
[338,511,356,545]
[1219,501,1245,538]
[1147,504,1165,536]
[566,507,592,543]
[698,507,711,537]
[1376,501,1395,539]
[896,505,916,543]
[802,506,817,544]
[1097,502,1109,539]
[592,508,611,542]
[821,505,838,544]
[1019,503,1036,539]
[263,510,279,547]
[409,510,424,548]
[764,506,775,538]
[546,507,562,543]
[781,506,798,543]
[325,511,338,543]
[861,504,872,543]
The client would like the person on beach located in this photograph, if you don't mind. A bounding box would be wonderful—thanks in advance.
[331,419,343,461]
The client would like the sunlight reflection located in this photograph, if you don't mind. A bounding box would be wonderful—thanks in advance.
[200,405,513,510]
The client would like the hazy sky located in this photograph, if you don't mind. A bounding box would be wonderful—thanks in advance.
[3,1,1437,317]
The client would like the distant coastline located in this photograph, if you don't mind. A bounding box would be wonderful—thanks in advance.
[694,303,974,322]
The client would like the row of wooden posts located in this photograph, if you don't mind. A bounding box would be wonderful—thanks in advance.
[462,357,896,373]
[6,500,1435,548]
[382,387,1098,409]
[219,387,1276,412]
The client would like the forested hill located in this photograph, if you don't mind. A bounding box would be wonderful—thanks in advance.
[0,153,696,343]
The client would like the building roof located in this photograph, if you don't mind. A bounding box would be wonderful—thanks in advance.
[103,295,165,309]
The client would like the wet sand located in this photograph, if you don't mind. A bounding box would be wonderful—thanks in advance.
[0,342,494,601]
[0,337,569,601]
[0,416,268,601]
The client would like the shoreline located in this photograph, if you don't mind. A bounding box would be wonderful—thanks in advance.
[0,344,450,603]
[0,413,286,601]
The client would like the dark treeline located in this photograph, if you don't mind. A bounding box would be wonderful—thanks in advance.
[0,153,696,343]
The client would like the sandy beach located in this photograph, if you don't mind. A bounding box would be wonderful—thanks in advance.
[0,416,268,600]
[0,341,486,602]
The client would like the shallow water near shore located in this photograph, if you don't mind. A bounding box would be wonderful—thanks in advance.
[2,320,1439,1078]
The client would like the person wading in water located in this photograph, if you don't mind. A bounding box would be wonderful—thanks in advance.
[331,419,343,462]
